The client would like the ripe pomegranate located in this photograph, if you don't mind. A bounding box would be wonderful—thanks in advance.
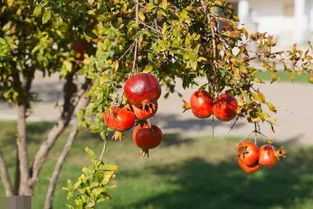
[238,159,261,173]
[213,93,238,121]
[71,40,87,61]
[124,73,161,106]
[237,141,259,166]
[259,144,278,167]
[131,102,158,120]
[132,123,163,157]
[103,106,135,140]
[183,90,213,118]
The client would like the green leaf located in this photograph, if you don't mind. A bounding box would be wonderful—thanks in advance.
[42,9,52,24]
[33,5,42,17]
[101,164,119,171]
[2,22,12,32]
[143,65,153,73]
[85,147,96,159]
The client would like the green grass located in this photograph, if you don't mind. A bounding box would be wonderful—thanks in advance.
[256,71,309,83]
[1,121,313,209]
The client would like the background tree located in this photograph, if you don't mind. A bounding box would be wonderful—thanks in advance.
[0,0,312,209]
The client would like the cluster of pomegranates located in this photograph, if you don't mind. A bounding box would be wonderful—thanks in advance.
[183,90,238,122]
[103,73,163,157]
[236,141,286,173]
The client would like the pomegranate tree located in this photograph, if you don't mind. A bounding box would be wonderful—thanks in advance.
[3,0,312,208]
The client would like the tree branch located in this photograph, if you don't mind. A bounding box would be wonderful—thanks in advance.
[0,151,14,196]
[43,94,90,209]
[29,79,91,186]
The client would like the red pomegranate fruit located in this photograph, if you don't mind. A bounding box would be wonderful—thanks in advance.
[183,90,213,118]
[238,159,261,173]
[132,123,163,157]
[124,73,161,106]
[213,93,238,121]
[103,106,136,140]
[131,102,158,120]
[237,141,260,166]
[259,144,278,167]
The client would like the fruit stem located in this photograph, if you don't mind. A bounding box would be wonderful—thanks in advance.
[211,114,215,140]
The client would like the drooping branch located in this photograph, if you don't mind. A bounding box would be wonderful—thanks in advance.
[29,79,91,186]
[0,151,14,196]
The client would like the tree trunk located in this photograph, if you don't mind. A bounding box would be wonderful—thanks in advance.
[0,151,14,196]
[43,95,90,209]
[43,120,79,209]
[14,150,20,195]
[16,104,32,195]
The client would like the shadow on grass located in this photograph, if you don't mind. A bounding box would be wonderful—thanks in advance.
[0,121,55,148]
[123,150,313,209]
[156,114,246,132]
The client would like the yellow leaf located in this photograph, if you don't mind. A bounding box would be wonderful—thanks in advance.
[138,10,145,22]
[266,102,277,113]
[113,61,119,72]
[7,0,14,7]
[143,65,153,73]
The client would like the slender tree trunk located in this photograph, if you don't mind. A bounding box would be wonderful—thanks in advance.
[14,150,20,195]
[0,151,14,196]
[43,95,90,209]
[43,121,79,209]
[16,104,32,195]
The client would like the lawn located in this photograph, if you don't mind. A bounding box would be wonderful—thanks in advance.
[0,121,313,209]
[256,71,309,83]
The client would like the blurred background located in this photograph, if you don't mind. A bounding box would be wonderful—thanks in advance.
[1,1,313,209]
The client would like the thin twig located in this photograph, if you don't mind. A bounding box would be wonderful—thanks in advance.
[132,0,140,74]
[228,116,239,134]
[99,138,107,160]
[138,20,160,33]
[118,42,136,61]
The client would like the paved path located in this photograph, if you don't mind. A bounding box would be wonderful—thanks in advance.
[1,76,312,145]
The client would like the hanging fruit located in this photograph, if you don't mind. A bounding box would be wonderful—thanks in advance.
[132,123,163,157]
[183,90,214,118]
[103,106,136,140]
[213,93,238,122]
[124,73,161,107]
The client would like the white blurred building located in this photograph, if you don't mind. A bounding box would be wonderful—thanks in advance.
[229,0,313,48]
